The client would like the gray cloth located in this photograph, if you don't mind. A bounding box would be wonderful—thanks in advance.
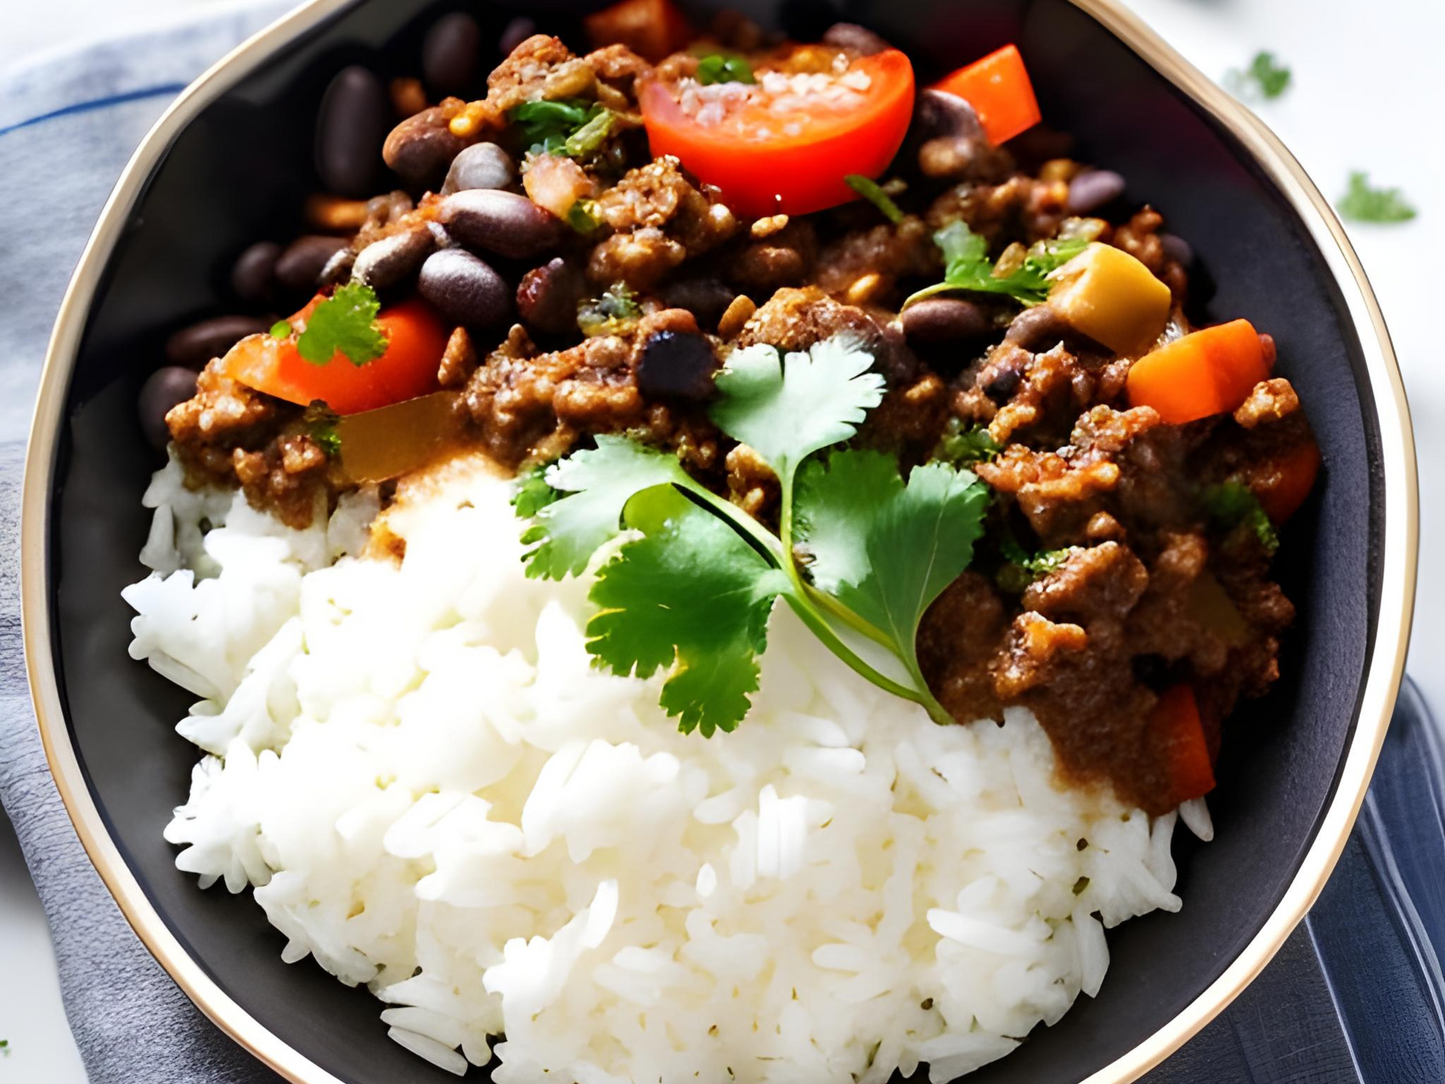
[0,8,289,1082]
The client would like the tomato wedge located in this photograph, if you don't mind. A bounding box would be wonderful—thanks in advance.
[218,295,450,415]
[639,47,916,217]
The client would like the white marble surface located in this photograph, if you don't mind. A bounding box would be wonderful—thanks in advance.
[0,1,1438,1080]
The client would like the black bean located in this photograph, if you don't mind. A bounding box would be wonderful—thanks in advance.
[498,16,537,57]
[320,247,356,288]
[315,66,390,198]
[230,241,281,303]
[441,142,515,195]
[437,189,562,259]
[635,331,718,402]
[383,107,466,191]
[138,366,198,449]
[164,315,269,369]
[1067,170,1126,215]
[517,258,585,336]
[1160,232,1194,268]
[899,299,990,345]
[423,12,482,98]
[659,278,736,332]
[352,227,436,290]
[418,249,511,327]
[914,90,985,142]
[275,235,350,296]
[1004,305,1070,352]
[821,22,889,55]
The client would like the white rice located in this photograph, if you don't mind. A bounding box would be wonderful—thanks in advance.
[125,452,1202,1083]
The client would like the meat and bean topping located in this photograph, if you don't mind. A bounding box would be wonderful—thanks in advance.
[149,2,1319,816]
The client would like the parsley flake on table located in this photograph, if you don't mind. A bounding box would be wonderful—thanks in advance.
[589,487,791,736]
[906,220,1088,308]
[1337,171,1417,224]
[696,53,756,86]
[513,335,990,733]
[296,282,388,366]
[1226,51,1291,101]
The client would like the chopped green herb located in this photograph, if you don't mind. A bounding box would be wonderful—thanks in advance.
[1226,51,1291,100]
[567,198,602,235]
[936,418,1001,465]
[845,174,905,225]
[296,282,388,366]
[696,53,756,85]
[1337,171,1417,224]
[577,282,641,336]
[907,221,1088,308]
[997,534,1074,591]
[300,402,341,458]
[514,336,989,733]
[269,319,293,340]
[508,98,616,158]
[1202,481,1278,555]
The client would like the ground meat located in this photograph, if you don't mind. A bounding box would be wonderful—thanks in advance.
[587,227,687,289]
[812,215,936,303]
[1109,207,1187,300]
[927,175,1070,248]
[437,327,477,388]
[1233,377,1300,429]
[484,35,596,114]
[726,220,818,292]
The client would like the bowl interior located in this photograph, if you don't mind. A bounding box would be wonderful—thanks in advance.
[43,1,1383,1081]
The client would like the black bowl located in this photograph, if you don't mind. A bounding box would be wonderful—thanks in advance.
[22,1,1417,1082]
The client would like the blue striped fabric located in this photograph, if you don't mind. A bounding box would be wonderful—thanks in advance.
[0,6,1438,1084]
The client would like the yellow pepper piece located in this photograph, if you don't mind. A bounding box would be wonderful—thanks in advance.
[1047,242,1171,356]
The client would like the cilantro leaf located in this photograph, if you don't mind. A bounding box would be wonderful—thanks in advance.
[296,282,388,366]
[996,535,1074,591]
[845,174,905,225]
[710,337,885,491]
[696,53,756,85]
[519,435,693,578]
[508,98,615,158]
[1202,481,1279,555]
[906,222,1088,308]
[578,282,640,336]
[588,487,790,736]
[936,418,1001,464]
[1337,171,1417,224]
[796,449,989,689]
[511,463,561,519]
[1227,51,1291,100]
[567,198,602,235]
[270,320,293,340]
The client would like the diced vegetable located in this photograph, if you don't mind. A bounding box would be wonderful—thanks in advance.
[336,391,466,482]
[523,154,597,220]
[1046,242,1171,356]
[583,0,692,63]
[1150,684,1215,803]
[1126,318,1270,424]
[1185,574,1249,647]
[931,44,1041,145]
[1251,440,1321,524]
[639,48,915,217]
[220,295,450,415]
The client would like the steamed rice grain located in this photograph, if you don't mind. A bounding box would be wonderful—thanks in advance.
[126,453,1198,1083]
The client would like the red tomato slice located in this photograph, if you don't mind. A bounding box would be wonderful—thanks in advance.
[218,295,450,415]
[639,47,916,217]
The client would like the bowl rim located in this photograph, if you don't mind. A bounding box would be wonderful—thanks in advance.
[19,1,1419,1081]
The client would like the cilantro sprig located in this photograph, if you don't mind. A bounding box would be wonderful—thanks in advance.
[906,221,1088,308]
[1202,481,1278,555]
[296,282,388,366]
[516,335,989,733]
[845,174,905,225]
[508,98,616,158]
[1337,171,1417,225]
[696,53,755,85]
[936,418,1001,465]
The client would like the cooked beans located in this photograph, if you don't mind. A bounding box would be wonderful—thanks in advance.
[442,142,515,195]
[418,249,511,327]
[635,331,718,402]
[314,66,390,197]
[900,298,991,344]
[382,106,466,190]
[1003,305,1070,351]
[1067,170,1126,215]
[517,258,585,336]
[164,315,269,368]
[438,189,563,259]
[423,12,482,98]
[352,227,436,291]
[275,235,350,296]
[230,241,281,303]
[498,16,537,57]
[138,366,199,449]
